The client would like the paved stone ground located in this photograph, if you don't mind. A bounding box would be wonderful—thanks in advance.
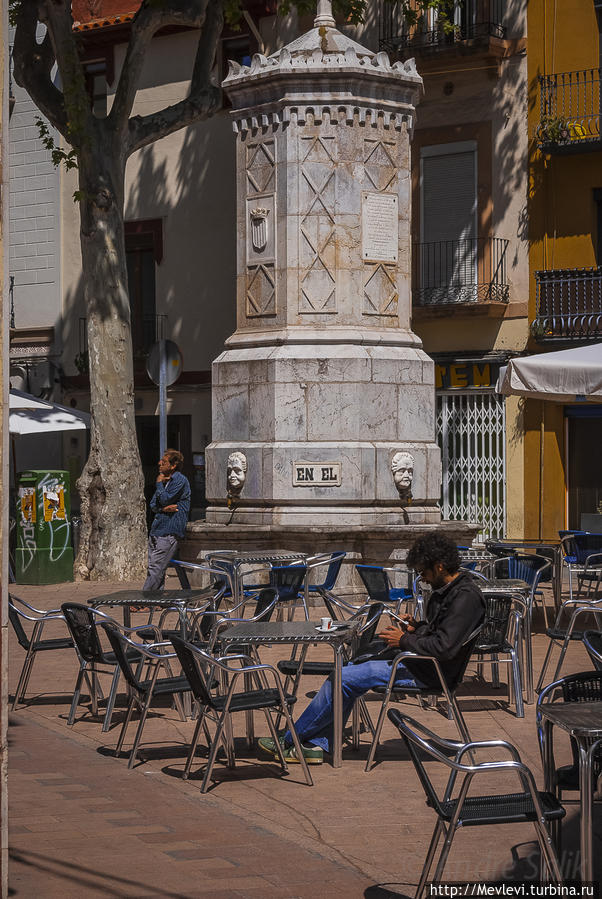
[7,576,601,897]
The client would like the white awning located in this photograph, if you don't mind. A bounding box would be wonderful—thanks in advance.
[9,389,90,435]
[496,343,602,403]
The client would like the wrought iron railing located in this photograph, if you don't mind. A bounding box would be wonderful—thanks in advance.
[413,237,509,306]
[79,314,167,358]
[538,68,601,148]
[533,268,602,340]
[379,0,505,54]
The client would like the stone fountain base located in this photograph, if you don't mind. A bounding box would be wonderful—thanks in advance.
[180,519,481,599]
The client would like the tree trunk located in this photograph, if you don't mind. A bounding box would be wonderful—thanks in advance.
[75,136,147,580]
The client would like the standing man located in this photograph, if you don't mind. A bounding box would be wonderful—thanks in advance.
[259,531,485,764]
[143,449,191,592]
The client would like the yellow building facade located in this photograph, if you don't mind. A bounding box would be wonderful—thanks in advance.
[527,0,602,537]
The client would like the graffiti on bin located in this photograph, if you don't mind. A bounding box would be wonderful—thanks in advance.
[17,474,71,571]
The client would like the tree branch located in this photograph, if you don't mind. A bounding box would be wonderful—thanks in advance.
[42,0,93,151]
[125,0,223,156]
[13,2,68,137]
[110,0,212,134]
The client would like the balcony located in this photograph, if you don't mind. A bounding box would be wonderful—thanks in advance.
[78,313,167,371]
[533,268,602,341]
[412,237,510,309]
[537,69,601,154]
[379,0,506,58]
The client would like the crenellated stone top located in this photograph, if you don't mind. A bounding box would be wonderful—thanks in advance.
[223,6,423,134]
[224,43,421,88]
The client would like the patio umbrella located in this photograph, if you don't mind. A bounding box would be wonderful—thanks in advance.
[497,342,602,403]
[496,343,602,537]
[9,389,90,435]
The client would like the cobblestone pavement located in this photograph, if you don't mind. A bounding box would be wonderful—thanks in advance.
[7,577,601,897]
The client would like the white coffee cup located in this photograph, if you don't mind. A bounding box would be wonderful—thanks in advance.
[320,617,333,630]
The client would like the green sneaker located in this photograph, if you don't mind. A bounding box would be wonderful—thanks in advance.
[258,735,323,765]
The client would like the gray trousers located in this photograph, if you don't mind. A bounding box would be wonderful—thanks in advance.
[143,535,178,591]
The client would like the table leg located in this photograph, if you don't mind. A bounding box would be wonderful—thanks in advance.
[578,738,598,884]
[524,601,534,704]
[553,547,562,613]
[332,643,344,768]
[180,605,192,718]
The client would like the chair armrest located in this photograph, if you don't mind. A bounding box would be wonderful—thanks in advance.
[9,595,61,616]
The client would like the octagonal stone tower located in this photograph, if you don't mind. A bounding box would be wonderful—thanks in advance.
[204,4,442,528]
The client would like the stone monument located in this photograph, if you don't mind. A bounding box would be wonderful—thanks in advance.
[185,2,477,567]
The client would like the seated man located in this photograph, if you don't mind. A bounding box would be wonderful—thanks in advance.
[259,531,485,765]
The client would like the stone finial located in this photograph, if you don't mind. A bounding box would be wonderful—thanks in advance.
[314,0,335,28]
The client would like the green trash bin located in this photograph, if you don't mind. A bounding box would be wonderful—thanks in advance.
[15,470,74,584]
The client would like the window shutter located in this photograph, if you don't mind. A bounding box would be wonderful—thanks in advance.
[421,150,476,243]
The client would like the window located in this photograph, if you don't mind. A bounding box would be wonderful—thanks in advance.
[419,142,478,304]
[84,60,108,118]
[125,220,163,358]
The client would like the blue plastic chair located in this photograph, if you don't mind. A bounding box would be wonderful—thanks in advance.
[270,564,308,620]
[355,564,413,616]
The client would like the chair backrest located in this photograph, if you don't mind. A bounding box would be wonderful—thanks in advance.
[101,623,144,692]
[496,553,548,589]
[572,533,602,565]
[170,635,215,707]
[320,552,345,591]
[474,594,514,652]
[355,565,390,604]
[269,564,306,601]
[447,624,484,691]
[560,670,602,703]
[354,602,386,656]
[583,631,602,671]
[386,709,456,818]
[8,599,30,650]
[61,603,106,663]
[252,586,278,621]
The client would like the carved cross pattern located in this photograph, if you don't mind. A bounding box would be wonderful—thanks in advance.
[363,264,398,316]
[364,139,397,192]
[299,136,337,313]
[246,141,275,194]
[246,264,276,316]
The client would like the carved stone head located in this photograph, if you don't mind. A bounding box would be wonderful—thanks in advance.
[227,451,247,498]
[391,451,414,503]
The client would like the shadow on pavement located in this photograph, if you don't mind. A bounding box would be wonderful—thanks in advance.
[9,848,190,898]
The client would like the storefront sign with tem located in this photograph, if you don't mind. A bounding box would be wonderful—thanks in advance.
[435,361,502,390]
[293,462,342,487]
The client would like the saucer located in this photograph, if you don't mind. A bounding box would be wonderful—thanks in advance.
[315,624,348,632]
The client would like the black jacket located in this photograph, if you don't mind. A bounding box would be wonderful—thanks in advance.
[396,570,485,690]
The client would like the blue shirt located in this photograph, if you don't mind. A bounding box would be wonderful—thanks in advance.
[149,470,191,539]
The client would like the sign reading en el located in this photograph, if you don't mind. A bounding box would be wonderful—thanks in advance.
[293,462,342,487]
[435,362,501,390]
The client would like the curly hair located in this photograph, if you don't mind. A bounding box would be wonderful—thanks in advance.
[163,449,184,471]
[406,531,460,574]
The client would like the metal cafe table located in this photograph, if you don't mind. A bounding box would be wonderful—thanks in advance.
[207,550,307,605]
[88,588,210,631]
[539,701,602,882]
[218,619,359,768]
[89,589,210,717]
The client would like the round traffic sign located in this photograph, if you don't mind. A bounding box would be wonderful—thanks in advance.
[146,339,183,387]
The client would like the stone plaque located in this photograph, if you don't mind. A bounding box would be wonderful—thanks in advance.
[293,461,342,487]
[362,192,398,263]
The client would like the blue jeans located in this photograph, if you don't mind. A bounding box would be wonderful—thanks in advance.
[284,659,420,753]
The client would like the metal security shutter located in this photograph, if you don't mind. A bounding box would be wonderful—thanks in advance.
[437,391,506,541]
[420,144,477,303]
[421,149,477,242]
